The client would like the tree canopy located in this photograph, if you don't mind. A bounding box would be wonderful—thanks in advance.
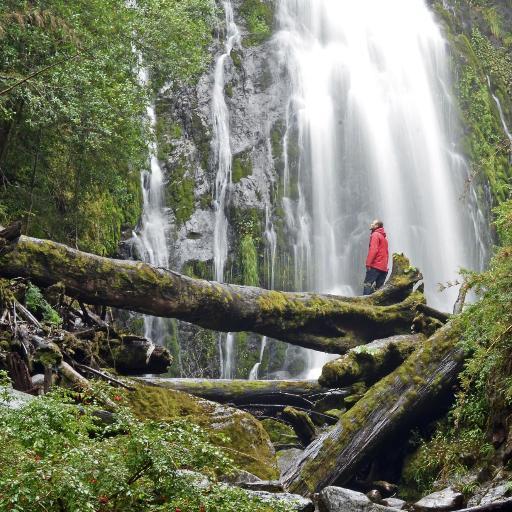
[0,0,215,255]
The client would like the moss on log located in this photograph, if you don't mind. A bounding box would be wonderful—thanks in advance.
[319,334,424,388]
[136,378,326,403]
[281,322,464,495]
[0,233,428,353]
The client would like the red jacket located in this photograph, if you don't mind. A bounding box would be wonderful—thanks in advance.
[366,227,389,272]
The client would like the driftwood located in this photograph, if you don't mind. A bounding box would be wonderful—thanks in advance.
[0,231,433,354]
[59,361,90,390]
[281,322,463,495]
[76,363,135,390]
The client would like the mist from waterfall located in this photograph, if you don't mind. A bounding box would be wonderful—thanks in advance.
[212,1,240,378]
[275,0,489,376]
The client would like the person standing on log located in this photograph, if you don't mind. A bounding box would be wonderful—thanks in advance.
[363,219,389,295]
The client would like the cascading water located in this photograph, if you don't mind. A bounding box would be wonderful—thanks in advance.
[131,68,172,346]
[275,0,488,376]
[249,205,277,380]
[211,1,240,378]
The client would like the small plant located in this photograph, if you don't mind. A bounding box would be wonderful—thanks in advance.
[0,380,288,511]
[24,282,62,326]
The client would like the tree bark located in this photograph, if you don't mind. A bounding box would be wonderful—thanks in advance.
[137,377,339,406]
[281,322,463,495]
[318,334,424,388]
[0,233,427,354]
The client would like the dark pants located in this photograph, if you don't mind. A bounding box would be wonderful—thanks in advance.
[363,267,387,295]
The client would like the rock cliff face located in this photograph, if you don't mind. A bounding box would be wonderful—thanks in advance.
[148,0,511,378]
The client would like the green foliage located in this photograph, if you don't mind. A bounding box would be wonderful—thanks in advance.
[0,0,214,255]
[240,0,274,46]
[0,382,287,511]
[240,235,259,286]
[24,282,62,326]
[167,161,196,226]
[232,150,253,183]
[455,32,510,200]
[482,7,501,38]
[134,0,214,92]
[182,259,213,281]
[403,199,512,493]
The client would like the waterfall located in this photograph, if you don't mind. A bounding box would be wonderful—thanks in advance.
[248,204,277,380]
[212,1,240,378]
[249,336,267,380]
[131,67,172,346]
[275,0,487,376]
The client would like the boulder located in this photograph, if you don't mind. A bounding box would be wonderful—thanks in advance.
[127,383,279,479]
[467,482,510,507]
[413,487,464,511]
[243,490,314,512]
[0,386,35,410]
[319,486,402,512]
[383,497,407,510]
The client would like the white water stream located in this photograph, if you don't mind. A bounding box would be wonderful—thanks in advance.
[275,0,488,377]
[131,65,172,345]
[212,1,240,378]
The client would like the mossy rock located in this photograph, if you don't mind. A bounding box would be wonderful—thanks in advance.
[127,383,279,480]
[261,418,299,446]
[232,149,253,183]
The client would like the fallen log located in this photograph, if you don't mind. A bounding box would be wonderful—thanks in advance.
[282,406,317,446]
[281,322,464,495]
[319,334,424,388]
[0,231,428,353]
[137,378,333,404]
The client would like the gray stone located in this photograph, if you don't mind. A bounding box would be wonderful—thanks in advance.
[243,490,314,512]
[277,448,304,475]
[0,387,35,410]
[222,469,262,485]
[319,486,401,512]
[31,374,45,386]
[413,487,464,511]
[382,497,407,510]
[367,489,384,503]
[467,482,510,507]
[175,469,211,490]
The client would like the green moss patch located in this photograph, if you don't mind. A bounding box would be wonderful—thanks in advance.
[128,383,279,480]
[232,150,253,183]
[240,0,274,46]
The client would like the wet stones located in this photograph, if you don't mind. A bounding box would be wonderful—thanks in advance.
[413,487,464,511]
[318,487,402,512]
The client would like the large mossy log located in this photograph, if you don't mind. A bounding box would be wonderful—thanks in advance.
[0,233,426,353]
[319,334,424,388]
[281,322,463,495]
[136,378,332,404]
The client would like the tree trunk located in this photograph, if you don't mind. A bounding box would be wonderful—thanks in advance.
[281,322,463,495]
[136,377,346,409]
[318,333,424,388]
[0,232,428,354]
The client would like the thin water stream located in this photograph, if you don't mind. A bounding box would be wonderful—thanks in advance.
[212,1,240,378]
